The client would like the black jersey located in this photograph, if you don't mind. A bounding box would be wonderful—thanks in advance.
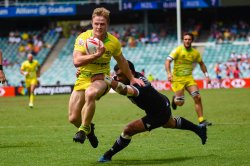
[128,72,170,115]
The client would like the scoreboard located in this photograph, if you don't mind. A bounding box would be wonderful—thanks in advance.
[121,0,220,10]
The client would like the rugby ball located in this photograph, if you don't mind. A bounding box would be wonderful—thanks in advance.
[85,37,104,54]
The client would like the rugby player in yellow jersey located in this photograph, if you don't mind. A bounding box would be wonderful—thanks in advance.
[20,53,40,108]
[69,7,144,148]
[0,50,7,84]
[165,33,212,126]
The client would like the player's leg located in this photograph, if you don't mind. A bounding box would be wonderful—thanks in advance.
[25,79,32,107]
[99,119,146,162]
[79,80,108,134]
[99,110,171,162]
[171,81,185,110]
[186,85,212,126]
[28,79,38,107]
[74,80,107,147]
[187,85,203,118]
[68,90,85,128]
[29,83,36,107]
[163,116,207,145]
[172,89,185,110]
[69,90,88,144]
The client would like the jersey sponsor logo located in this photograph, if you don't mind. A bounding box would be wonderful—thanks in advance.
[105,50,111,56]
[78,39,84,46]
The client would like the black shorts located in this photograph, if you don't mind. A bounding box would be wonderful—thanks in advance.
[141,107,172,131]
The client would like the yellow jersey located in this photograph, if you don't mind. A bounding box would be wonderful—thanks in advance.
[168,45,202,77]
[21,60,40,79]
[74,30,122,77]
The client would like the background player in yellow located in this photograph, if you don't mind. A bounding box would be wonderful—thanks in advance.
[165,33,212,126]
[20,53,40,108]
[69,7,144,148]
[0,50,7,84]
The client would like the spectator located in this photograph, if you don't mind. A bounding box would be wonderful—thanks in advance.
[55,25,63,36]
[223,29,231,41]
[233,65,242,78]
[230,51,236,62]
[128,36,137,48]
[140,69,145,76]
[8,31,15,44]
[214,63,222,87]
[236,53,242,63]
[3,59,9,67]
[12,31,21,44]
[18,43,26,57]
[225,64,232,78]
[150,32,160,43]
[21,32,29,41]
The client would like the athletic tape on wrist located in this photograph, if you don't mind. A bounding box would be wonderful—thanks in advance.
[115,82,126,93]
[104,76,112,84]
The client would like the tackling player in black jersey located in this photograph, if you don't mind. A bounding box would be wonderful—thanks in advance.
[98,60,207,162]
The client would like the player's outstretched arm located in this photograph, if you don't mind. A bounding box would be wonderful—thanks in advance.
[199,60,211,84]
[165,59,172,82]
[104,76,139,97]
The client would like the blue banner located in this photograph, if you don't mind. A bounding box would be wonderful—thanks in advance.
[121,0,219,10]
[182,0,219,8]
[0,4,76,17]
[122,0,176,10]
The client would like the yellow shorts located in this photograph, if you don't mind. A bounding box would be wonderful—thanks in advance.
[25,78,38,88]
[74,74,111,98]
[74,76,92,91]
[171,75,197,92]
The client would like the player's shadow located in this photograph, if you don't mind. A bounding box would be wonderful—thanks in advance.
[115,157,192,165]
[106,154,217,165]
[95,156,193,165]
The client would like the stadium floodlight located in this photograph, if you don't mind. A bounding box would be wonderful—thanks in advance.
[176,0,181,45]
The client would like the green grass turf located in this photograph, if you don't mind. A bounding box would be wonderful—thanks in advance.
[0,88,250,165]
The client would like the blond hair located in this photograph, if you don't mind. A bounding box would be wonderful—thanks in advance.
[92,7,110,24]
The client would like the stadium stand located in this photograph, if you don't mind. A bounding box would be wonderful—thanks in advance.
[40,35,76,85]
[196,44,250,79]
[2,30,60,86]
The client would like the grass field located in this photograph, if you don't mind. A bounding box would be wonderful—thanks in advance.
[0,88,250,166]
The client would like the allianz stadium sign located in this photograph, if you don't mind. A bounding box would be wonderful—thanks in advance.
[0,4,76,17]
